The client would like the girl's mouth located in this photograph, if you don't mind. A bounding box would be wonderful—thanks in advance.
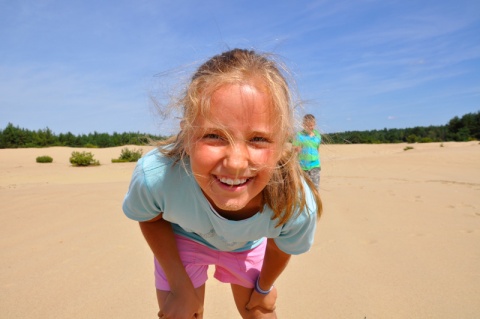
[217,176,250,186]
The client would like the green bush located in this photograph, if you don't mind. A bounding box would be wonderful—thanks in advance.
[112,148,143,163]
[36,155,53,163]
[419,137,433,143]
[406,134,418,143]
[70,151,100,166]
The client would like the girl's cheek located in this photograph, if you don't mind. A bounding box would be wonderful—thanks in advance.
[251,148,278,166]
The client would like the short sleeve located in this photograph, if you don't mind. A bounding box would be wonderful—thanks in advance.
[273,183,318,255]
[315,130,322,143]
[292,133,301,147]
[122,160,162,222]
[274,211,317,255]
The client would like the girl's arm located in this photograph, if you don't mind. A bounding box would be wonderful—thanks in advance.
[139,215,203,318]
[245,238,291,312]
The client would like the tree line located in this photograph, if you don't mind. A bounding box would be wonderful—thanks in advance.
[0,124,168,148]
[1,111,478,148]
[324,111,479,144]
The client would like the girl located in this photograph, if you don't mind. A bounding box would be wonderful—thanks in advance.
[123,48,322,319]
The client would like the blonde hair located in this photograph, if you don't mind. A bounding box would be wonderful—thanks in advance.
[159,48,322,226]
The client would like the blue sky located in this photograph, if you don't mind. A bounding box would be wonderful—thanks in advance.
[1,0,479,135]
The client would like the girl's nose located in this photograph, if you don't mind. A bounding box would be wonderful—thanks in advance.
[224,142,249,172]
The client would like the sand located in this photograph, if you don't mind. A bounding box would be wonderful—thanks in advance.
[1,142,479,318]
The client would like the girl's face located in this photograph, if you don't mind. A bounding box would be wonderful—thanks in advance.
[187,83,281,220]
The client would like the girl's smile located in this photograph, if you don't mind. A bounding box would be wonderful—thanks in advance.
[187,83,281,220]
[218,176,248,186]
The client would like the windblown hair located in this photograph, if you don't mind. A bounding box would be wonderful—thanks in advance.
[159,48,322,226]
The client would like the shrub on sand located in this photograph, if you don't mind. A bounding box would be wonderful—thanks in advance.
[36,155,53,163]
[111,148,143,163]
[70,151,100,166]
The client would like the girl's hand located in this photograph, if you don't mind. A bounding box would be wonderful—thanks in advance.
[158,287,204,319]
[245,286,278,314]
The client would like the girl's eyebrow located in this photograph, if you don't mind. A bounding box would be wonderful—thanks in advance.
[202,126,226,133]
[250,130,274,136]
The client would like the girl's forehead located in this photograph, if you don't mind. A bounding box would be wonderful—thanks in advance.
[208,84,275,116]
[193,110,276,137]
[186,83,285,138]
[198,106,277,129]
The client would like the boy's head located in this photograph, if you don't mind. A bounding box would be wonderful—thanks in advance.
[303,114,316,133]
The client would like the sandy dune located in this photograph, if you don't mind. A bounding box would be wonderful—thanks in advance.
[1,142,479,318]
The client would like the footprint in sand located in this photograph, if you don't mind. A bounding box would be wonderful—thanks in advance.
[408,232,425,238]
[362,239,378,245]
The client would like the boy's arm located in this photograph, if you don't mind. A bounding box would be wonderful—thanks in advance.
[139,215,203,318]
[245,238,291,311]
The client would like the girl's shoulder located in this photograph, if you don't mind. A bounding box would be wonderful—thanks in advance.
[140,147,171,168]
[135,147,188,186]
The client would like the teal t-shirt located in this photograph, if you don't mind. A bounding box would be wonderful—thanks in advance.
[293,129,321,171]
[122,148,318,255]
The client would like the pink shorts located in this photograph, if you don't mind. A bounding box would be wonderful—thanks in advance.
[154,235,267,290]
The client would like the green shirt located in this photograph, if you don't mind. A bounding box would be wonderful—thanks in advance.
[293,129,321,170]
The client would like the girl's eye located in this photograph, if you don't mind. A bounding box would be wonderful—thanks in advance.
[250,136,271,144]
[202,133,225,141]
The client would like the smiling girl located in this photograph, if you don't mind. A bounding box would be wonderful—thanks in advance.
[123,48,322,318]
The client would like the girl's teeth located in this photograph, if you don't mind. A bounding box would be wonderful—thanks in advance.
[219,177,247,186]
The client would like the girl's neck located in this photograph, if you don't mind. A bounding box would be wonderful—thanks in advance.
[209,196,263,221]
[216,208,258,221]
